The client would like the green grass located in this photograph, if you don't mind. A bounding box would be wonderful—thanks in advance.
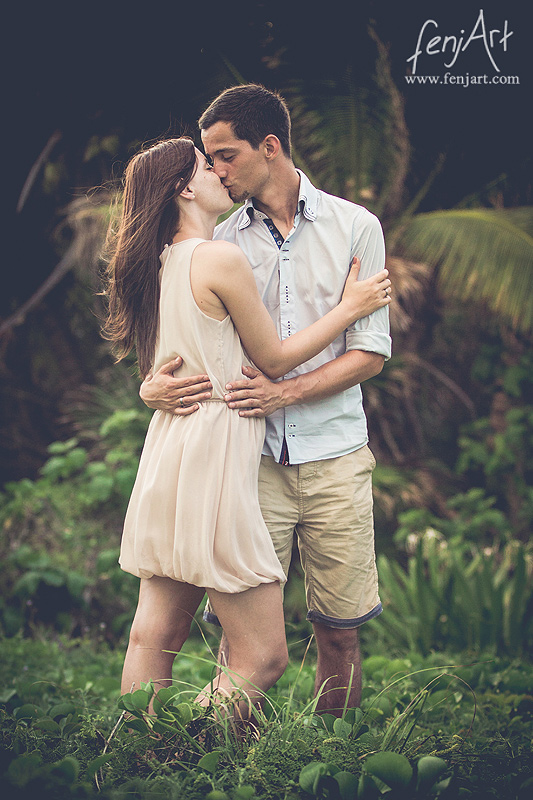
[1,631,532,799]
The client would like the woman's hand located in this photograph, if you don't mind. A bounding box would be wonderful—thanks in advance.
[341,258,391,320]
[140,357,212,415]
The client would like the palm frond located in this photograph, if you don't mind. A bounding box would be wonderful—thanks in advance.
[283,55,410,219]
[385,256,431,332]
[396,208,533,332]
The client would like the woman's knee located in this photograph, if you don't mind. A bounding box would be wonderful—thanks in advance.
[253,639,289,685]
[270,643,289,682]
[128,609,191,653]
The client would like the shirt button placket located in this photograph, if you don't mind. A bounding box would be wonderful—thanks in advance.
[279,244,292,339]
[280,243,297,453]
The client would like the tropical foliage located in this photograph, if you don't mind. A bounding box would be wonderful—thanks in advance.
[1,633,532,798]
[2,18,532,800]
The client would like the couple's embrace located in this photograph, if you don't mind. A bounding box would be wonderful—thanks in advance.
[103,85,392,722]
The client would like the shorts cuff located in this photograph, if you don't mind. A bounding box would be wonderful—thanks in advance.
[307,602,383,629]
[203,609,221,627]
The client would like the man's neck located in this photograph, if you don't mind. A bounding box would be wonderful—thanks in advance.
[252,163,301,240]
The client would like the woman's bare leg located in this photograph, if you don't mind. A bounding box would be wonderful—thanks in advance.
[197,581,288,720]
[121,576,205,695]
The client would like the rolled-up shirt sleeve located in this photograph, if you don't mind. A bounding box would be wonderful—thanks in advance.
[345,210,392,360]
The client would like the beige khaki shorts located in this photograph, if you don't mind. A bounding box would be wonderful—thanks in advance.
[203,446,382,629]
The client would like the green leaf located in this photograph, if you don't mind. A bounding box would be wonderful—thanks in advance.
[14,703,40,720]
[130,689,151,711]
[198,750,222,774]
[416,756,448,792]
[233,787,256,799]
[84,753,114,779]
[300,761,328,794]
[151,718,181,736]
[140,679,155,697]
[363,751,413,790]
[357,772,380,800]
[13,572,41,597]
[122,718,148,733]
[6,753,43,787]
[66,572,89,597]
[51,756,79,784]
[49,702,77,720]
[62,722,83,737]
[176,702,193,725]
[316,712,336,732]
[334,770,358,800]
[40,569,65,587]
[118,693,143,715]
[333,716,352,739]
[153,685,180,714]
[33,717,61,734]
[120,717,145,733]
[47,438,79,454]
[353,724,370,739]
[344,707,364,726]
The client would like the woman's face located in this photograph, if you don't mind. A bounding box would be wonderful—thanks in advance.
[188,148,234,215]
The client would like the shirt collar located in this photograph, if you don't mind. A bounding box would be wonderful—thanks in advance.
[237,170,318,230]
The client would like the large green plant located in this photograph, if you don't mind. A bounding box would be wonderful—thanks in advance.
[0,406,150,637]
[373,534,533,656]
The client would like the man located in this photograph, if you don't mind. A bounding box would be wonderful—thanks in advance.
[140,85,391,714]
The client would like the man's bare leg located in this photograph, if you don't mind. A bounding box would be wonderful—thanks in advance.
[217,616,362,716]
[312,622,362,715]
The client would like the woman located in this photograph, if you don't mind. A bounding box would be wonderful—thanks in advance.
[103,138,391,719]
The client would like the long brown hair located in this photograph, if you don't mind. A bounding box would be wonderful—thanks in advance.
[102,138,197,377]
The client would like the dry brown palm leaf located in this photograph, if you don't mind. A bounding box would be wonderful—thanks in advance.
[385,255,430,332]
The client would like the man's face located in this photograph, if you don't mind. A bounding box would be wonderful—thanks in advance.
[201,121,269,204]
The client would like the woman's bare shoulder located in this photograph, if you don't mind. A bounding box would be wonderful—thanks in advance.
[194,239,247,267]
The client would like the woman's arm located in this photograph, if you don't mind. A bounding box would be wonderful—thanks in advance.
[193,241,390,380]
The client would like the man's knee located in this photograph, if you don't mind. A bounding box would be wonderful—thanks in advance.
[313,622,360,657]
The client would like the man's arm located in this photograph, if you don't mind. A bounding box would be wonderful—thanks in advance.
[139,356,213,416]
[224,350,384,417]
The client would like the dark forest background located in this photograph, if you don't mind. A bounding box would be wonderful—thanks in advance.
[2,0,531,485]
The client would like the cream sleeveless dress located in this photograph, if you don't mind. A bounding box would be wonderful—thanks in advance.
[119,238,286,593]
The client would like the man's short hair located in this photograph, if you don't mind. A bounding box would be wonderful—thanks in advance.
[198,84,292,157]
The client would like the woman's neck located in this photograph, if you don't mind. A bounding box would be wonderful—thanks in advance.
[172,211,217,244]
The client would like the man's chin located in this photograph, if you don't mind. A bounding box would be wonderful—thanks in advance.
[229,189,249,204]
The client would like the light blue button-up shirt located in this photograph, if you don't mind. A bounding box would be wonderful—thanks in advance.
[214,170,392,465]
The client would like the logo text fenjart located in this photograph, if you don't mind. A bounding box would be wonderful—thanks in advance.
[406,8,513,75]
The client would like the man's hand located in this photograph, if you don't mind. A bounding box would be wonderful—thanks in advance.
[224,366,285,417]
[140,357,212,416]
